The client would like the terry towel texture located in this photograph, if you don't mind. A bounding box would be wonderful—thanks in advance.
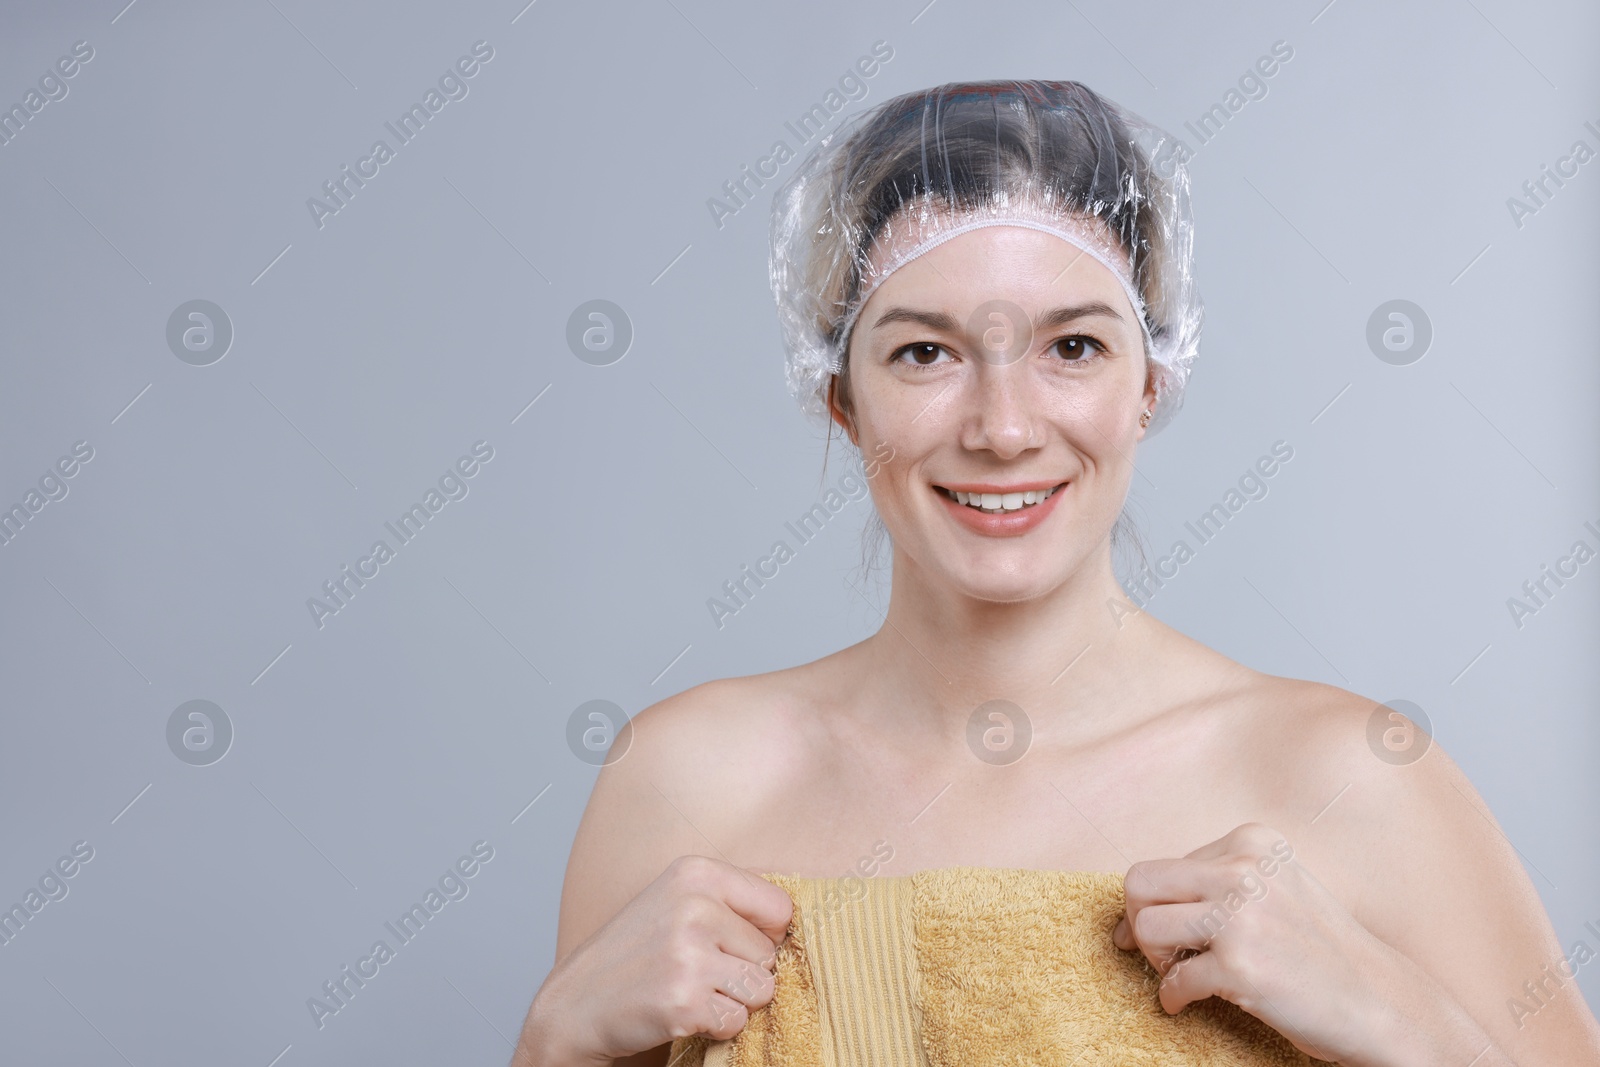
[667,867,1334,1067]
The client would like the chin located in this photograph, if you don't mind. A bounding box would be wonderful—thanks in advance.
[946,561,1063,604]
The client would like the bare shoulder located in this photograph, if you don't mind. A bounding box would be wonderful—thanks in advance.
[1224,674,1511,920]
[1221,672,1600,1059]
[1214,670,1526,923]
[626,664,838,790]
[552,660,835,961]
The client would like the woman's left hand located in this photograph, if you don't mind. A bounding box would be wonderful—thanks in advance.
[1111,821,1422,1066]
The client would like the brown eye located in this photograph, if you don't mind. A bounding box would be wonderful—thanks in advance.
[893,343,953,368]
[1052,336,1104,362]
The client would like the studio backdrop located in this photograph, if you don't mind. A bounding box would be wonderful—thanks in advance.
[0,0,1595,1063]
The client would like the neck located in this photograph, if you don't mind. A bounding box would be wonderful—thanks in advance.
[853,537,1160,744]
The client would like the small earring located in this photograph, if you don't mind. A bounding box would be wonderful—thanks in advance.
[1139,408,1152,428]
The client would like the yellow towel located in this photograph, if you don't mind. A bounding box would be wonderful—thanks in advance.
[667,867,1335,1066]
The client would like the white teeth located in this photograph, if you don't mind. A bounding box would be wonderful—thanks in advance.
[945,484,1061,513]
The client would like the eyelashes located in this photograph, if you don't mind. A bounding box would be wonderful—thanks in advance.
[1049,335,1108,363]
[889,342,952,369]
[888,334,1109,370]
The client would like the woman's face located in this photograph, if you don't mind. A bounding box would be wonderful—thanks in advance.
[833,221,1155,602]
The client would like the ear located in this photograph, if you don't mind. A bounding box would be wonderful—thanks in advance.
[827,375,859,447]
[1136,366,1158,439]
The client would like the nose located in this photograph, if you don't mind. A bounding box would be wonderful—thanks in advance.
[959,362,1045,460]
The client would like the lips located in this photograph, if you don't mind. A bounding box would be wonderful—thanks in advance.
[935,483,1065,514]
[933,480,1070,536]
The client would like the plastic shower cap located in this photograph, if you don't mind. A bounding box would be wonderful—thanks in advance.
[768,79,1202,437]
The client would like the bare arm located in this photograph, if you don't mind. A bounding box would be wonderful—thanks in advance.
[528,759,679,1067]
[512,680,782,1067]
[1288,689,1600,1065]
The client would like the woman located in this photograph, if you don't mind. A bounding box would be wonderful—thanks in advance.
[512,81,1600,1066]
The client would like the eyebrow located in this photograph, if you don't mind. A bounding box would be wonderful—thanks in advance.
[870,301,1127,333]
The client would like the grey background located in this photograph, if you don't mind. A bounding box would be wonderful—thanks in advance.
[0,0,1595,1063]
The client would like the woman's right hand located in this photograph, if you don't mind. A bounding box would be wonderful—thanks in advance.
[515,854,795,1066]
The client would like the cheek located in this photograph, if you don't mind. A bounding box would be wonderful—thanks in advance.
[1041,392,1141,473]
[847,417,932,517]
[1047,385,1133,439]
[850,379,945,458]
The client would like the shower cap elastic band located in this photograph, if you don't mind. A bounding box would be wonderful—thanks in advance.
[831,206,1155,381]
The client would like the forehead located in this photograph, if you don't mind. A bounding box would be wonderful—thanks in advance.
[861,220,1138,326]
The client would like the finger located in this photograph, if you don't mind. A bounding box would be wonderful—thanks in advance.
[668,856,795,954]
[1124,857,1261,918]
[1111,913,1159,952]
[720,866,797,947]
[700,990,751,1041]
[705,904,787,975]
[711,948,777,1010]
[1155,948,1226,1014]
[1122,857,1209,913]
[1121,900,1235,975]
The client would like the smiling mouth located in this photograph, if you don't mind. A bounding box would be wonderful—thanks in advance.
[935,483,1068,514]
